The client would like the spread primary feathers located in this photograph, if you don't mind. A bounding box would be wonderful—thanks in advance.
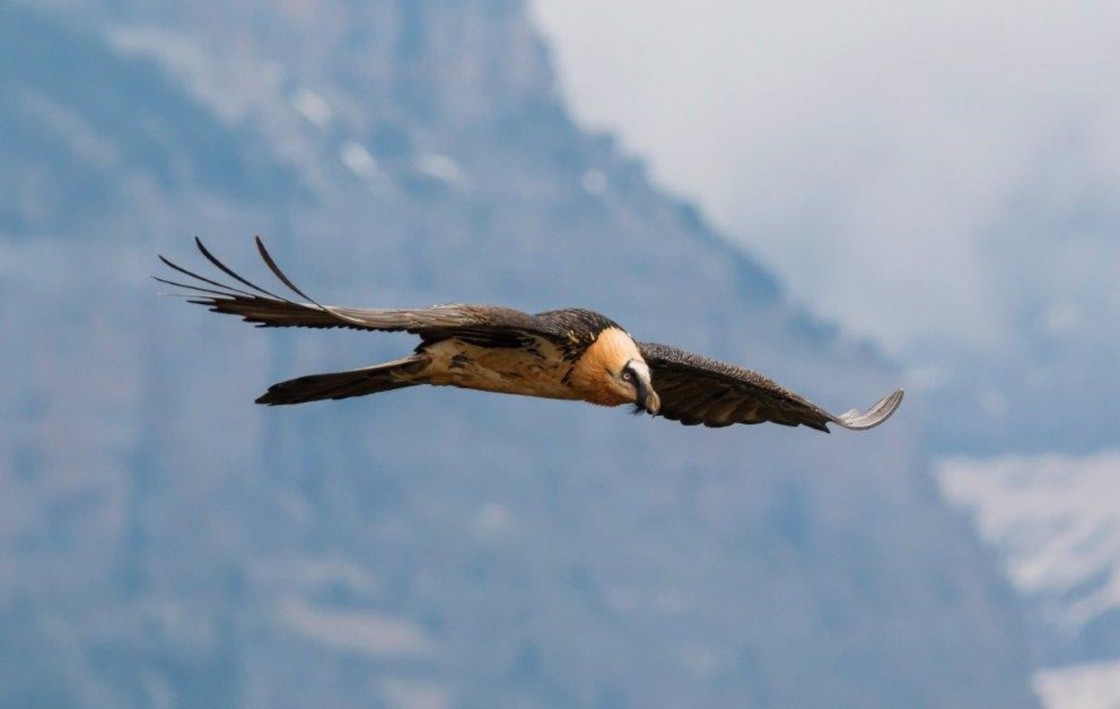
[156,237,904,433]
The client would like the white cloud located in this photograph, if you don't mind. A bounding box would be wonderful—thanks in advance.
[531,0,1120,354]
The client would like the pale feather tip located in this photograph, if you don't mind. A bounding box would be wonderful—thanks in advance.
[832,389,905,431]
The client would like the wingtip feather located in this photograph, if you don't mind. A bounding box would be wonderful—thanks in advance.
[832,389,905,431]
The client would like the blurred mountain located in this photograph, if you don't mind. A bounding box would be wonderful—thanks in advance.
[0,1,1038,707]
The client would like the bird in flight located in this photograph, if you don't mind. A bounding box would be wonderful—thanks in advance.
[156,238,903,432]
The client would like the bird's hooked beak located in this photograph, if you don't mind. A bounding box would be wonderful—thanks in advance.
[630,361,660,416]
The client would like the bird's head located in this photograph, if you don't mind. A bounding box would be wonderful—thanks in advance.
[617,358,660,416]
[570,325,661,414]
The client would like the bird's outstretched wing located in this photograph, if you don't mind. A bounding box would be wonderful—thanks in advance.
[156,237,543,342]
[638,342,904,432]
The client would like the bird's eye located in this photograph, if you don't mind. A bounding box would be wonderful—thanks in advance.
[621,369,634,382]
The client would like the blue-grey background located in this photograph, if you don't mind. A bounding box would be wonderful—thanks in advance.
[2,1,1114,706]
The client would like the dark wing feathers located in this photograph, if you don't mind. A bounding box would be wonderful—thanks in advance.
[156,237,547,338]
[639,342,903,432]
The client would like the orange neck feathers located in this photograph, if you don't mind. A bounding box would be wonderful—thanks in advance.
[568,327,643,406]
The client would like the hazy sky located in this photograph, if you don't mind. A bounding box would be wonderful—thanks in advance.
[531,0,1120,357]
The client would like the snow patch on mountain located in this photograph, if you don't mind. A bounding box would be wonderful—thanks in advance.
[937,451,1120,632]
[937,450,1120,708]
[1035,657,1120,709]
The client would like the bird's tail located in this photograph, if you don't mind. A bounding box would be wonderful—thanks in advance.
[256,355,428,406]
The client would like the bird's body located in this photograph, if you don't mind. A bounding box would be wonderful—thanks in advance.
[420,323,641,405]
[157,238,903,433]
[266,318,643,408]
